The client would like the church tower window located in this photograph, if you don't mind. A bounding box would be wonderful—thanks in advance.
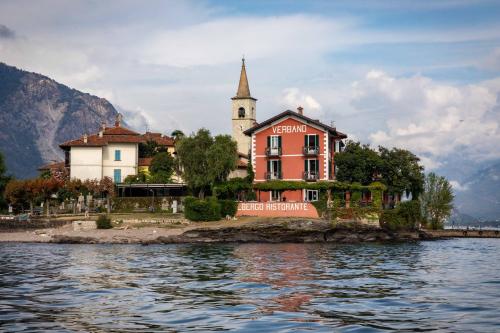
[238,107,246,118]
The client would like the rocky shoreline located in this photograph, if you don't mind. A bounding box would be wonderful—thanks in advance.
[48,219,426,244]
[1,218,496,245]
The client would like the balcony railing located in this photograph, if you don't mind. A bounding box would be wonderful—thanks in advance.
[265,171,282,180]
[303,146,319,156]
[265,147,282,157]
[303,171,319,181]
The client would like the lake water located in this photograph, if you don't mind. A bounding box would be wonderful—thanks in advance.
[0,239,499,332]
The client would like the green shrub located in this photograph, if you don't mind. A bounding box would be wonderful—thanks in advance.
[380,200,421,231]
[184,196,221,221]
[398,201,421,229]
[96,214,113,229]
[218,199,238,217]
[379,209,404,231]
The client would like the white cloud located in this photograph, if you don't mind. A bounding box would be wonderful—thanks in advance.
[347,71,500,169]
[140,15,349,67]
[278,88,322,117]
[450,180,469,191]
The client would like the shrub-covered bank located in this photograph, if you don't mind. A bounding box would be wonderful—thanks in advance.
[184,196,238,221]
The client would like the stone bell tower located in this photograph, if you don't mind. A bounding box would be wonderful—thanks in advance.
[232,58,256,155]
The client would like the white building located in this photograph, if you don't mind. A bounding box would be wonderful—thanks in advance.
[60,115,175,183]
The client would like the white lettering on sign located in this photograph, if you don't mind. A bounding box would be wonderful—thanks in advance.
[239,202,311,211]
[272,125,307,134]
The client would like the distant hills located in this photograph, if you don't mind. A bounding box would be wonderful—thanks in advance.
[0,62,120,178]
[452,161,500,221]
[0,62,498,221]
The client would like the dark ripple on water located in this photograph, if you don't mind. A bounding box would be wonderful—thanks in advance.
[1,239,499,332]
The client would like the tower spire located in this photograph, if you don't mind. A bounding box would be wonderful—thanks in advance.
[235,57,251,98]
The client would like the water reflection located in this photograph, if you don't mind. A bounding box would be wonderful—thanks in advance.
[0,240,499,332]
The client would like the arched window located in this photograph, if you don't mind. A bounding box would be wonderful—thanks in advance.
[238,107,245,118]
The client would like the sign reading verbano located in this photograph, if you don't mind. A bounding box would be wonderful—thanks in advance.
[237,202,319,218]
[272,125,307,134]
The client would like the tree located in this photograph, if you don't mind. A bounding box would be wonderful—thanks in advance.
[35,178,62,217]
[139,140,168,158]
[419,172,454,229]
[99,177,115,214]
[149,152,175,183]
[207,135,238,183]
[379,147,424,198]
[335,141,383,185]
[85,177,115,213]
[176,129,238,198]
[4,180,27,212]
[171,129,185,141]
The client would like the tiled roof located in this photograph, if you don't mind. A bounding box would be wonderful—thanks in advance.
[142,132,175,146]
[60,132,144,148]
[243,110,348,138]
[38,161,65,171]
[60,126,175,148]
[138,157,153,166]
[103,126,140,136]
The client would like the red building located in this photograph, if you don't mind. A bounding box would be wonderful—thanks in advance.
[244,107,347,202]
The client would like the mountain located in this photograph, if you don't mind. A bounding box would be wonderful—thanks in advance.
[0,62,121,178]
[451,161,500,221]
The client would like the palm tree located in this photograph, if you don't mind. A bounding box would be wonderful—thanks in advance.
[171,129,185,141]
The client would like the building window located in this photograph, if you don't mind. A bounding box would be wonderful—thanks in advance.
[304,189,319,202]
[304,134,319,155]
[115,150,121,161]
[271,190,281,202]
[304,159,319,180]
[113,169,122,183]
[266,159,282,180]
[305,134,319,148]
[238,107,245,118]
[266,135,282,156]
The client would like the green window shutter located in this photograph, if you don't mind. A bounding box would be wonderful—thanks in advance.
[278,160,282,174]
[315,135,319,147]
[304,135,308,147]
[304,159,308,172]
[315,159,319,172]
[278,136,282,148]
[267,160,270,172]
[267,136,270,148]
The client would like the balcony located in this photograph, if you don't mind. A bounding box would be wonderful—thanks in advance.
[265,147,282,157]
[303,171,319,181]
[303,146,319,156]
[265,171,282,180]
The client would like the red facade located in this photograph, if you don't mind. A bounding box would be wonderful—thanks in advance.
[245,110,346,202]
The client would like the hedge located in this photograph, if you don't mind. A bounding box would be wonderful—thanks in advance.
[96,214,112,229]
[184,197,238,221]
[379,200,421,231]
[219,199,238,217]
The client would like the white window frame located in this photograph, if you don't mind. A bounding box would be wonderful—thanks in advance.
[269,135,280,149]
[271,190,281,202]
[304,189,319,202]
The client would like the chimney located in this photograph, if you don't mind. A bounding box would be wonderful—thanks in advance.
[115,113,122,127]
[83,133,88,143]
[297,106,304,115]
[99,122,105,137]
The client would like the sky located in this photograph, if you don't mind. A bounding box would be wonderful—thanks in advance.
[0,0,500,186]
